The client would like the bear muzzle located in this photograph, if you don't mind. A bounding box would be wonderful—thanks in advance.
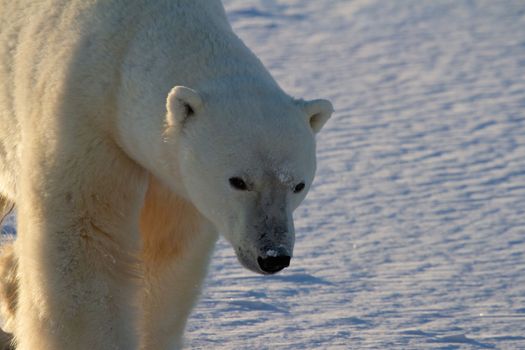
[257,247,291,274]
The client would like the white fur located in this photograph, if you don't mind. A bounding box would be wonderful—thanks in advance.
[0,0,332,349]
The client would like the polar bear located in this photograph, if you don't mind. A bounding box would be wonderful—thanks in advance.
[0,0,333,349]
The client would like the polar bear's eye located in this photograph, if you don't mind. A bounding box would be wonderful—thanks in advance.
[229,177,248,191]
[293,182,305,193]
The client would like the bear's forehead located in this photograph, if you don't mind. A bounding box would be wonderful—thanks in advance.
[244,149,314,185]
[201,93,316,177]
[208,90,299,127]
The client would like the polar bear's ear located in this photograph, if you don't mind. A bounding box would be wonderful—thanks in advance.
[166,86,203,126]
[300,99,334,134]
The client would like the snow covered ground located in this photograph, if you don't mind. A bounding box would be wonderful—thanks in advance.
[2,0,525,349]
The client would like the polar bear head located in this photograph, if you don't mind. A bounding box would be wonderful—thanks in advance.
[162,85,332,274]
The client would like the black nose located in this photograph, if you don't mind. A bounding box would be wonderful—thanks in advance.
[257,255,291,274]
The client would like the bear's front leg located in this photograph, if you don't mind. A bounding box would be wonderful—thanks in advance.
[139,178,218,350]
[14,137,148,350]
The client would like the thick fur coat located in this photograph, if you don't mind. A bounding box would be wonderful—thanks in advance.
[0,0,332,349]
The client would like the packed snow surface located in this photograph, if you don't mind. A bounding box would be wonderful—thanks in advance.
[2,0,525,349]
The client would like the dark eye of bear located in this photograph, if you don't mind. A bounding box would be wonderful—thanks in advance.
[229,177,248,191]
[293,182,306,193]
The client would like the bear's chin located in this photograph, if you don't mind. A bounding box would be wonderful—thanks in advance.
[233,248,267,275]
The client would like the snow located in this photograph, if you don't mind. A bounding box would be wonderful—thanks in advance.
[2,0,525,349]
